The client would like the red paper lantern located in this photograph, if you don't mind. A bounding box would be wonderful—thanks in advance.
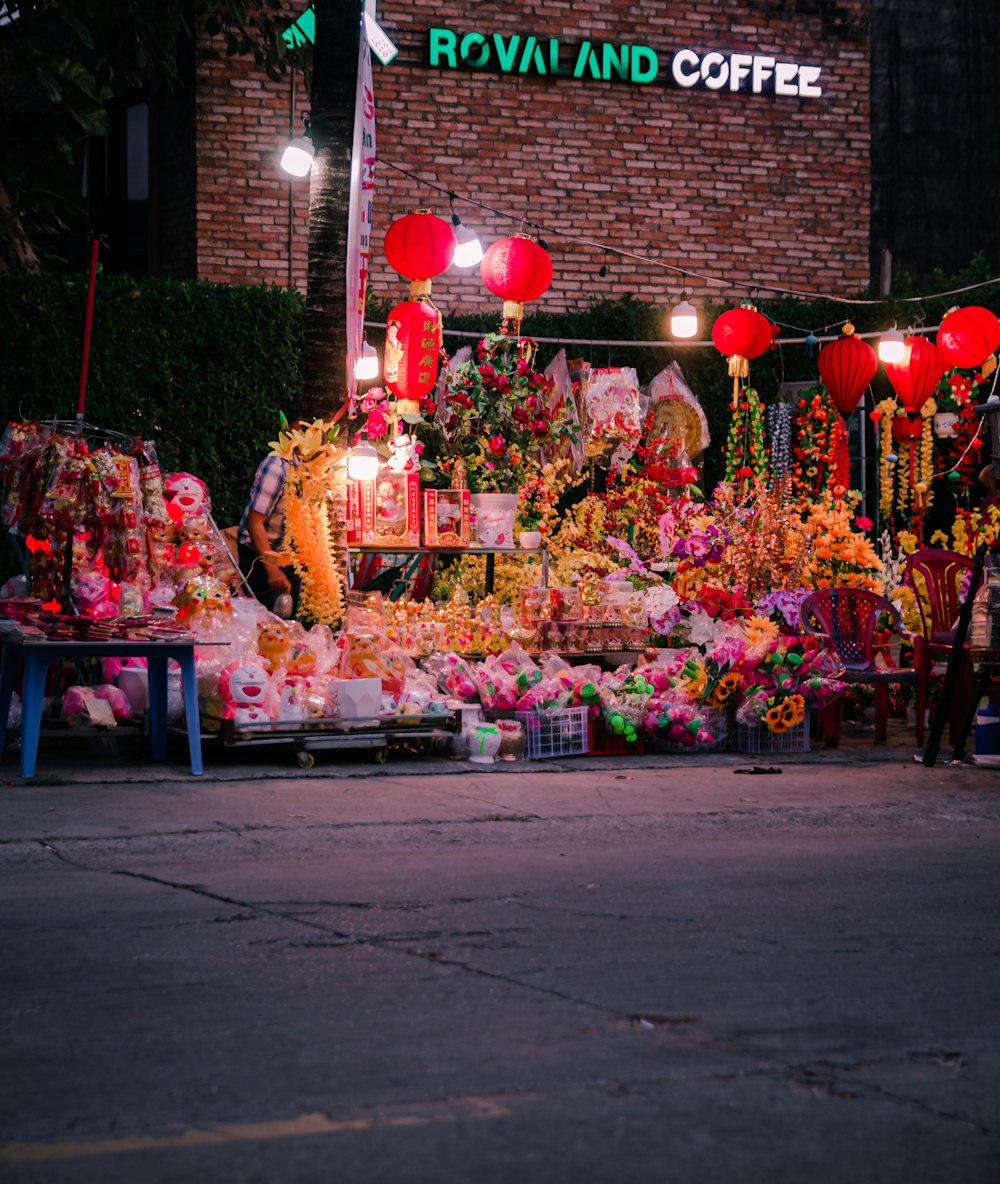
[383,210,455,292]
[936,305,1000,370]
[383,300,443,414]
[817,326,878,416]
[711,307,776,363]
[480,235,552,319]
[884,335,946,413]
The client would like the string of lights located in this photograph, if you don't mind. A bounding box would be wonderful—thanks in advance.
[376,156,1000,311]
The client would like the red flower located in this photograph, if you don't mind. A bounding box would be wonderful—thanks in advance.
[486,435,508,456]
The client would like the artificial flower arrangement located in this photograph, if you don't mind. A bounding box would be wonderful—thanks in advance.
[736,634,845,733]
[516,460,571,538]
[439,333,577,494]
[796,491,883,592]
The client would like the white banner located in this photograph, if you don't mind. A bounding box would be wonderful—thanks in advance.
[346,13,376,412]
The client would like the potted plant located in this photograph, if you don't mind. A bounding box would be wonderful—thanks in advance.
[932,370,974,437]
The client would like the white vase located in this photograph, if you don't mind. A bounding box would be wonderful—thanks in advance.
[518,529,542,550]
[464,720,503,764]
[933,412,959,438]
[471,492,518,548]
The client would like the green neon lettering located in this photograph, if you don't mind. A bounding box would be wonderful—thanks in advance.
[573,40,590,78]
[428,27,457,69]
[518,36,546,74]
[460,31,489,69]
[548,39,572,76]
[574,41,601,79]
[492,33,521,72]
[601,43,629,81]
[630,45,658,84]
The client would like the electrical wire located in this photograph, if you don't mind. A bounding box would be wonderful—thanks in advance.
[376,157,1000,310]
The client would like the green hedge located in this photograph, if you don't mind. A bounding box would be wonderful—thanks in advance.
[0,272,304,526]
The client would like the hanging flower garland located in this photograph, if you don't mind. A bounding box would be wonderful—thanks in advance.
[791,388,837,501]
[723,385,768,489]
[873,397,898,521]
[270,418,348,627]
[766,401,793,491]
[829,416,851,493]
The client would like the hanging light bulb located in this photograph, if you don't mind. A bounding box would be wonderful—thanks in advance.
[669,295,698,339]
[347,438,379,482]
[452,221,483,267]
[878,324,905,364]
[280,136,314,177]
[449,193,484,268]
[354,339,379,381]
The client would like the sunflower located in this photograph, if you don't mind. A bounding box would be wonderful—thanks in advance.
[781,694,806,727]
[764,703,788,733]
[707,670,742,708]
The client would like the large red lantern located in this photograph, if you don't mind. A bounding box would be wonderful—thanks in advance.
[884,335,946,413]
[383,299,443,415]
[936,305,1000,370]
[384,210,455,297]
[817,324,878,416]
[480,234,552,323]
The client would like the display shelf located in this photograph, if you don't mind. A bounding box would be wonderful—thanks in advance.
[350,546,548,594]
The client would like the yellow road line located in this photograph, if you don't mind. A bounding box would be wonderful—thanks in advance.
[0,1097,510,1165]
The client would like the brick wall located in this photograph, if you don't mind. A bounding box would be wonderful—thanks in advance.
[193,29,310,290]
[193,0,871,312]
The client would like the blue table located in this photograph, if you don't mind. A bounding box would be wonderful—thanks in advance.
[0,635,203,778]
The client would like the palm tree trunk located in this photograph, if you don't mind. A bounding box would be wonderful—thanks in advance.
[304,0,360,420]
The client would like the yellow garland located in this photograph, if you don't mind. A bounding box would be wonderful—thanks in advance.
[269,418,348,627]
[876,398,897,519]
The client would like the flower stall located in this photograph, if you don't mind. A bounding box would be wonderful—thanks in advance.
[4,283,1000,770]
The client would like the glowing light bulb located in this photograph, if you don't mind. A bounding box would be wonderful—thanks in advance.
[451,222,483,268]
[878,326,905,364]
[669,299,698,339]
[347,440,379,482]
[279,136,315,178]
[354,341,379,381]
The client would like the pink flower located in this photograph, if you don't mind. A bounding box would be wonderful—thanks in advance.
[855,516,873,531]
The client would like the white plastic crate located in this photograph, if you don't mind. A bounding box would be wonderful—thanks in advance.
[515,706,589,760]
[734,719,810,754]
[648,706,731,754]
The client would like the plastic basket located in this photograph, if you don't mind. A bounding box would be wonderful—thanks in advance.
[646,706,730,754]
[734,719,810,754]
[588,715,645,756]
[515,706,589,760]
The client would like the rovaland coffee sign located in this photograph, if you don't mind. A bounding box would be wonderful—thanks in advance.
[428,27,823,98]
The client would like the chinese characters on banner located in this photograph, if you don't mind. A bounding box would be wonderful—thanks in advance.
[346,14,376,412]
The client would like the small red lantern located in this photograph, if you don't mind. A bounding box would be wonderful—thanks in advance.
[384,210,455,297]
[884,335,946,413]
[936,305,1000,370]
[711,307,776,388]
[480,235,553,323]
[383,300,443,415]
[817,324,878,416]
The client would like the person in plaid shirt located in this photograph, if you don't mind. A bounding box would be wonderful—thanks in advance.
[237,415,301,615]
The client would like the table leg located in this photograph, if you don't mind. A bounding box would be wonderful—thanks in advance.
[0,647,18,763]
[485,553,495,595]
[146,652,168,761]
[542,548,549,589]
[18,653,49,779]
[950,664,993,764]
[177,652,203,776]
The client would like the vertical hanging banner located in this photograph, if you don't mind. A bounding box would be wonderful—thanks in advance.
[346,10,376,411]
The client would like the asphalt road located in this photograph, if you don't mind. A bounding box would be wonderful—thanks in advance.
[1,753,999,1183]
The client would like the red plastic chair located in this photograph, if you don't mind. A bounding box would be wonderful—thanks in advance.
[904,549,980,744]
[800,588,915,745]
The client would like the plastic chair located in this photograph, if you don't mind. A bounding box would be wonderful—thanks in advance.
[800,588,915,745]
[904,549,980,744]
